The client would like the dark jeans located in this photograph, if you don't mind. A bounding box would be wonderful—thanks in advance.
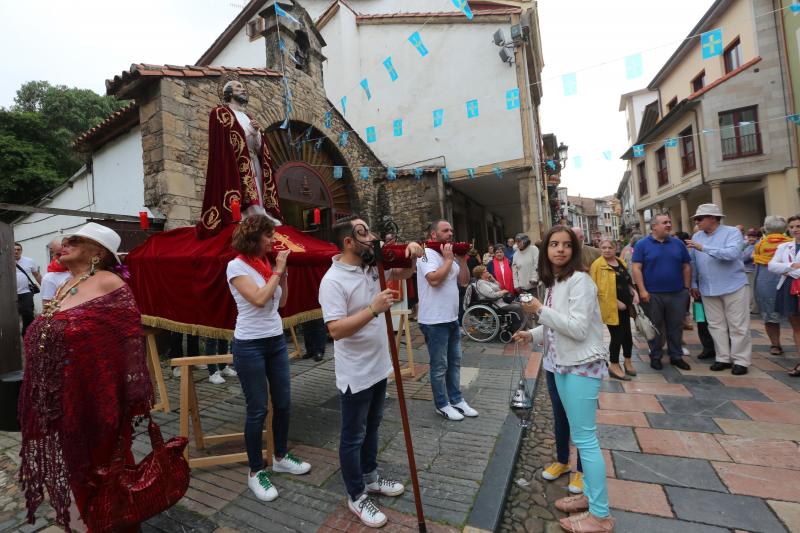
[546,370,582,472]
[301,318,327,357]
[17,292,34,336]
[232,335,291,472]
[607,309,632,364]
[204,337,229,375]
[419,321,463,408]
[339,379,387,501]
[698,320,716,356]
[169,332,200,357]
[643,291,689,361]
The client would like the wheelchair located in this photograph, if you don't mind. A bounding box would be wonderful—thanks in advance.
[461,284,525,343]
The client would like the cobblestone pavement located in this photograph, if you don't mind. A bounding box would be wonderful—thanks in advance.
[500,318,800,533]
[0,325,536,532]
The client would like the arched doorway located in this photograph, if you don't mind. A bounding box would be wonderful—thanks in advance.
[264,124,352,242]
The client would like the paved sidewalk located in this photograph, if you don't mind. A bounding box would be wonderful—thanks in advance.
[501,317,800,533]
[0,325,535,532]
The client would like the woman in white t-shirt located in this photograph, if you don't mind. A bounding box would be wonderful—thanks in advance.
[227,215,311,503]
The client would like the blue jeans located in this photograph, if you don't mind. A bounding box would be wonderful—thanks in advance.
[339,379,386,501]
[419,321,463,409]
[232,335,291,473]
[301,318,327,357]
[554,373,608,517]
[546,370,582,472]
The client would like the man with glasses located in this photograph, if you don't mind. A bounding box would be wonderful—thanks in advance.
[686,204,751,375]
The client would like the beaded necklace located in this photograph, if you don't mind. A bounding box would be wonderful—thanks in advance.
[43,274,91,318]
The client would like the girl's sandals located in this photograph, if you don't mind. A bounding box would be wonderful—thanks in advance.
[624,360,637,377]
[608,364,630,381]
[770,346,784,356]
[789,364,800,377]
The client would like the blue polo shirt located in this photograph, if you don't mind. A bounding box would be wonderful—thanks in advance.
[632,235,691,293]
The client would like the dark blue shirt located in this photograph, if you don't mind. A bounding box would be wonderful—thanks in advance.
[631,235,691,293]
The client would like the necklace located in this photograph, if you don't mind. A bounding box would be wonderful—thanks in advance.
[44,274,91,317]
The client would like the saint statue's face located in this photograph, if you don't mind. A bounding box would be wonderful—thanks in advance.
[228,81,249,105]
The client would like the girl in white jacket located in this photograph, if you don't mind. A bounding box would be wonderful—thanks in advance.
[513,225,614,533]
[768,214,800,377]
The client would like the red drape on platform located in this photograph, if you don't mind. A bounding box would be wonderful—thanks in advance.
[126,224,338,332]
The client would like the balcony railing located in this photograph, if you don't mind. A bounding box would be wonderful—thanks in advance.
[722,132,761,159]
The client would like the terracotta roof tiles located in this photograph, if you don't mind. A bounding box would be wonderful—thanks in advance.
[355,8,519,21]
[74,102,139,151]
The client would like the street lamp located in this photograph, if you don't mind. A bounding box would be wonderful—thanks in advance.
[557,142,569,169]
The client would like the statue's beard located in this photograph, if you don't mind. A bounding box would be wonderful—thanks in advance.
[232,93,249,105]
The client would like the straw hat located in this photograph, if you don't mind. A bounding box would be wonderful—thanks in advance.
[692,203,725,219]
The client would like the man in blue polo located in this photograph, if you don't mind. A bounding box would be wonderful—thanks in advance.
[632,213,692,370]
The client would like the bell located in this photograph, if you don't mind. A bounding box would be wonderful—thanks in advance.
[510,379,532,410]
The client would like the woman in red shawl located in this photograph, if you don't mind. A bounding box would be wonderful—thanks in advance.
[486,244,515,295]
[18,222,153,532]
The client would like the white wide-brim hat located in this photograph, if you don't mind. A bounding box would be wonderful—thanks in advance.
[692,203,725,219]
[64,222,122,264]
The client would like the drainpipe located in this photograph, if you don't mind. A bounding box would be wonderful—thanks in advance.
[691,108,706,186]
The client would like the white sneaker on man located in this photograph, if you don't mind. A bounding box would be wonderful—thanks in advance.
[366,477,405,497]
[172,366,181,378]
[435,404,465,421]
[272,453,311,475]
[221,366,238,377]
[195,364,208,370]
[248,470,278,501]
[452,400,479,417]
[348,494,387,528]
[682,346,690,357]
[209,371,226,385]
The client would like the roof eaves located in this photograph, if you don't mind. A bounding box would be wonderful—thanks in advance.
[196,0,266,65]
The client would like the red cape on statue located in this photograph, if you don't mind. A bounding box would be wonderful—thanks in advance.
[126,224,338,335]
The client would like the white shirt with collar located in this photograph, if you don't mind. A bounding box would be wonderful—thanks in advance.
[416,248,459,324]
[15,256,39,295]
[319,255,392,394]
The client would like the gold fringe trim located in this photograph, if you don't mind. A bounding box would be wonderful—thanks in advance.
[140,308,324,338]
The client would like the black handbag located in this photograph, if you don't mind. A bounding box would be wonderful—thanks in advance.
[16,264,40,295]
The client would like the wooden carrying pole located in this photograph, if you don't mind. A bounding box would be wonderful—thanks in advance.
[373,240,427,532]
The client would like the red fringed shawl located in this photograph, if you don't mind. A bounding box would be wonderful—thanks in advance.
[18,285,153,530]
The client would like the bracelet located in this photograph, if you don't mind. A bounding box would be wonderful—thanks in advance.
[367,304,380,318]
[272,271,284,277]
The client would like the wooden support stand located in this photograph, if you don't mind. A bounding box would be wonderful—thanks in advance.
[171,354,274,468]
[144,329,170,413]
[287,324,302,359]
[391,309,416,379]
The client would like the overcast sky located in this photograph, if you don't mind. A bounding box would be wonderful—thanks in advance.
[0,0,716,198]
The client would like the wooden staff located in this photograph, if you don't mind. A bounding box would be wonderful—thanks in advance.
[372,239,427,532]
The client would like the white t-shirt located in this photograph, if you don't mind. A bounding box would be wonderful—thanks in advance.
[15,257,39,295]
[40,271,71,300]
[318,256,392,394]
[226,258,283,340]
[416,248,459,325]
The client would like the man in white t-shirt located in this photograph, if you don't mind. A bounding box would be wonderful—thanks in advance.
[41,238,71,305]
[14,242,41,335]
[416,220,478,421]
[319,215,422,528]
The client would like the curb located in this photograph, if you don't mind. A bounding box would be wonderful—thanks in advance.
[465,374,538,532]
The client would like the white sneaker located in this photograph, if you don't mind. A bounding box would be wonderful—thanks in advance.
[172,366,181,378]
[452,400,479,417]
[272,453,311,475]
[348,494,387,528]
[248,470,278,501]
[221,365,238,377]
[209,371,225,385]
[195,364,208,370]
[682,347,690,357]
[366,477,405,497]
[435,404,464,421]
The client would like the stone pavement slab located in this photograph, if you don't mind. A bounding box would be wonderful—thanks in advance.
[612,451,727,492]
[712,462,800,503]
[595,409,649,427]
[665,486,787,532]
[767,501,800,532]
[657,396,750,419]
[596,425,640,452]
[635,428,731,461]
[606,478,673,517]
[714,435,800,470]
[713,418,800,441]
[611,510,731,533]
[645,413,724,433]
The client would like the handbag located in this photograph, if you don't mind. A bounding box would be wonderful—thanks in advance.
[85,417,190,531]
[632,303,659,341]
[16,264,40,295]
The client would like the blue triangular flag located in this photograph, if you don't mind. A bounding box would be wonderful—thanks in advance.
[341,96,347,116]
[466,99,479,118]
[633,145,645,157]
[339,132,349,147]
[573,156,583,169]
[393,119,403,137]
[280,117,289,129]
[387,167,397,180]
[324,111,331,129]
[603,151,613,161]
[546,160,556,171]
[408,31,429,57]
[414,168,423,181]
[625,54,643,80]
[433,109,444,128]
[314,138,323,151]
[278,39,286,51]
[366,126,376,143]
[360,167,370,180]
[333,166,343,179]
[791,3,800,13]
[383,57,399,81]
[451,0,473,19]
[360,78,372,100]
[506,89,520,110]
[441,168,450,182]
[701,28,723,59]
[493,166,503,179]
[788,114,800,124]
[467,168,476,179]
[562,73,577,96]
[275,3,300,24]
[665,138,678,148]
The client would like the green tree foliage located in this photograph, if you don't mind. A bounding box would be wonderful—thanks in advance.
[0,81,128,217]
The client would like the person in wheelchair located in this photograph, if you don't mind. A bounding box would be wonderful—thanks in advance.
[472,265,525,329]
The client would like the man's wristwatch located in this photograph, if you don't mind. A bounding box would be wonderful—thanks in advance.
[368,304,380,318]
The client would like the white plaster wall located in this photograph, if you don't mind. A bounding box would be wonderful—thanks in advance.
[11,128,147,311]
[212,25,268,67]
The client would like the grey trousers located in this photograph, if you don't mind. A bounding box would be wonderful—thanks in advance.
[643,290,689,361]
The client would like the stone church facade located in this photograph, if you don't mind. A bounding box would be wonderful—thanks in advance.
[104,3,444,241]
